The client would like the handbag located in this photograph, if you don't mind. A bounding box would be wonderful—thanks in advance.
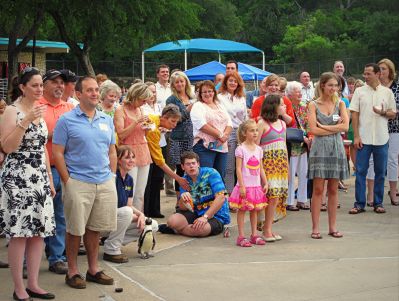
[286,111,305,143]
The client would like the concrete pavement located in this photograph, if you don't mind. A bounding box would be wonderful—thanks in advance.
[1,176,398,301]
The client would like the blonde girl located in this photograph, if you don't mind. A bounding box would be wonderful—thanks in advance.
[229,120,268,247]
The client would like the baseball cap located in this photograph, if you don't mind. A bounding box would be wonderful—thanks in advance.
[43,69,66,82]
[60,69,77,83]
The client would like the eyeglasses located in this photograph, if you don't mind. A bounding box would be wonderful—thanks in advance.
[201,90,214,94]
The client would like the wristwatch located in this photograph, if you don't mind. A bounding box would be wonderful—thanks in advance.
[203,214,209,220]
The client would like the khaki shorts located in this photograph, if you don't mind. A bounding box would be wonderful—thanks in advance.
[62,177,117,236]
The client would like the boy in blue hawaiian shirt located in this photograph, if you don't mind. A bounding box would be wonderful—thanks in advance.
[165,151,230,236]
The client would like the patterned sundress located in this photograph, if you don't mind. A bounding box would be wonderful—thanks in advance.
[0,107,55,237]
[259,119,288,221]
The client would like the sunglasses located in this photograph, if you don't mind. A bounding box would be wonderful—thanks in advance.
[21,67,40,76]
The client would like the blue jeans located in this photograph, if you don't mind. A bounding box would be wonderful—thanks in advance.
[44,167,66,265]
[355,143,388,209]
[193,141,228,179]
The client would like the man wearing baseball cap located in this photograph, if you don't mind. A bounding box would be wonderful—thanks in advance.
[60,69,79,107]
[39,69,75,274]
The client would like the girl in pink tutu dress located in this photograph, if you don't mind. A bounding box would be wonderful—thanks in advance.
[229,119,268,247]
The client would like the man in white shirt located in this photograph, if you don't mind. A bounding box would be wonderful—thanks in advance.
[154,64,174,195]
[155,64,171,109]
[299,71,314,102]
[349,63,396,214]
[333,61,350,97]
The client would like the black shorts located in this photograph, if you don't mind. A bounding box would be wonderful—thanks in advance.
[176,210,224,236]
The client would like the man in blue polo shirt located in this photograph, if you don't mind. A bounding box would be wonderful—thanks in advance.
[165,151,230,237]
[53,76,117,289]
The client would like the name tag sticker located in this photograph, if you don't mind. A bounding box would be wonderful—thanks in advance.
[99,123,109,131]
[332,114,340,122]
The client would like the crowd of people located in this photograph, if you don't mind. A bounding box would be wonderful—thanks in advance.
[0,58,398,300]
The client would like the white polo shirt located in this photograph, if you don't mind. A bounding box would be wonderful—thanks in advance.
[155,82,171,110]
[349,84,396,145]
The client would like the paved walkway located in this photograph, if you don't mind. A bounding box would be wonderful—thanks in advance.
[1,176,398,301]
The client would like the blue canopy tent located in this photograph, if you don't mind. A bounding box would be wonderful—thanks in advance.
[184,61,271,82]
[142,38,265,80]
[237,62,271,81]
[184,61,225,81]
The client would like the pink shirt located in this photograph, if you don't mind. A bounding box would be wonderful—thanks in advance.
[235,144,263,187]
[119,107,152,166]
[191,101,232,153]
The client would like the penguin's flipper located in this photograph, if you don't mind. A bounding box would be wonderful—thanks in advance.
[152,236,156,250]
[138,231,145,254]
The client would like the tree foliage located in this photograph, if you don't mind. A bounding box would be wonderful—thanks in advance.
[1,0,398,76]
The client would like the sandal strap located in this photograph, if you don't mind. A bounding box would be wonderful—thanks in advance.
[236,236,252,247]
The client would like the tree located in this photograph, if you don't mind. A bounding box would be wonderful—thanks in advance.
[0,1,45,100]
[46,0,202,75]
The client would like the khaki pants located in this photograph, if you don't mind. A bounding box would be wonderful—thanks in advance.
[62,177,117,236]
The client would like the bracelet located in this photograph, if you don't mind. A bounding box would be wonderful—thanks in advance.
[48,172,52,175]
[17,121,28,130]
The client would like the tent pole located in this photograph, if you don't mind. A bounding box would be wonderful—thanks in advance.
[262,51,265,71]
[141,52,145,81]
[218,52,221,63]
[184,50,187,71]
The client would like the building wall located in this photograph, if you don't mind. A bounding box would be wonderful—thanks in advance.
[0,51,46,71]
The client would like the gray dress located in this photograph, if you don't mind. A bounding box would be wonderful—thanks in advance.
[308,101,349,180]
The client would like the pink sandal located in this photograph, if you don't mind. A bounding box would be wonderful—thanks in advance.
[236,236,252,247]
[250,235,266,245]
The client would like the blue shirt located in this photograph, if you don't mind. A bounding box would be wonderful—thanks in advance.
[180,167,230,225]
[342,97,350,108]
[115,170,133,208]
[246,89,260,109]
[53,105,116,184]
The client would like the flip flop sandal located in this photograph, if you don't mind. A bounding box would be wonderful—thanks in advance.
[374,207,386,214]
[250,235,266,245]
[388,193,399,206]
[366,201,374,207]
[349,207,365,214]
[297,203,310,210]
[328,231,343,238]
[286,205,299,211]
[273,234,282,241]
[236,236,252,247]
[321,204,327,212]
[311,232,322,239]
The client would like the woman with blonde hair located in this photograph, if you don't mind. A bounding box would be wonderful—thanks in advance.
[218,71,247,193]
[366,58,399,206]
[251,74,294,127]
[165,71,195,197]
[114,82,153,212]
[308,72,349,239]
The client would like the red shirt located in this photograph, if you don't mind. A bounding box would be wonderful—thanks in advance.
[251,95,295,127]
[38,97,74,165]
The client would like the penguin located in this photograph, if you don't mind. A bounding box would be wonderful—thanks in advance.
[138,217,156,259]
